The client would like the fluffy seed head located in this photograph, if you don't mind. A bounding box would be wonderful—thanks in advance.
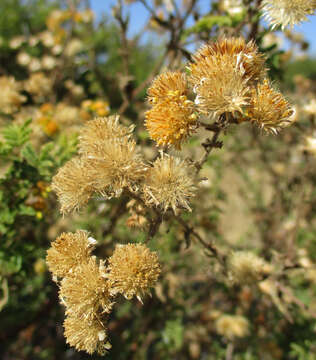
[46,230,95,279]
[262,0,316,29]
[215,314,250,339]
[60,257,113,321]
[147,71,189,104]
[78,115,134,156]
[145,95,198,149]
[85,137,147,198]
[106,243,161,301]
[143,154,196,214]
[247,80,295,134]
[52,157,94,214]
[64,315,111,355]
[228,251,271,285]
[191,37,266,84]
[190,54,250,117]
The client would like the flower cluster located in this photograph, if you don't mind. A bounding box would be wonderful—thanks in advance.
[52,115,196,215]
[215,314,250,340]
[0,76,26,114]
[145,37,295,148]
[46,231,160,355]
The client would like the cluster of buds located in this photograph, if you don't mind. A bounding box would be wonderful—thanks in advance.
[145,37,295,150]
[46,231,160,355]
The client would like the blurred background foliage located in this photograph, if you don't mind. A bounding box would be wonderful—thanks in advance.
[1,0,316,359]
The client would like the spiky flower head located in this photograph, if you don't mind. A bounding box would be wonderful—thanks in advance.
[228,251,271,285]
[106,243,161,301]
[85,136,147,198]
[143,153,196,214]
[262,0,316,29]
[191,37,266,85]
[46,230,96,279]
[60,257,113,321]
[215,314,250,340]
[147,71,189,104]
[145,71,198,149]
[145,95,198,149]
[247,80,295,134]
[78,115,134,156]
[52,157,94,214]
[64,315,111,355]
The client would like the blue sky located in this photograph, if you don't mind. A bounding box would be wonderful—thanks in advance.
[90,0,316,55]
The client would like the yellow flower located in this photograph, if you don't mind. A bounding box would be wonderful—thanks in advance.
[64,315,111,355]
[46,230,96,279]
[106,243,161,301]
[215,314,250,339]
[247,80,295,134]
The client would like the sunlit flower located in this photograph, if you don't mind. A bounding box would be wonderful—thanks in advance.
[42,55,57,70]
[52,157,94,214]
[106,243,161,301]
[303,136,316,155]
[46,230,96,278]
[28,57,42,72]
[17,52,31,66]
[262,0,316,29]
[64,315,111,355]
[215,314,250,339]
[25,72,53,101]
[143,153,196,213]
[247,80,295,133]
[60,257,113,320]
[303,99,316,116]
[65,39,84,57]
[9,35,25,49]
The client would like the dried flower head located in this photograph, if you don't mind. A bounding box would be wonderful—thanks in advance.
[85,137,147,198]
[46,230,96,279]
[190,53,250,117]
[143,154,196,213]
[64,315,111,355]
[191,37,266,84]
[60,257,113,320]
[0,76,26,113]
[106,243,161,301]
[228,251,271,285]
[78,115,134,156]
[247,80,295,134]
[145,95,198,149]
[52,157,94,214]
[215,314,250,339]
[262,0,316,29]
[147,71,189,104]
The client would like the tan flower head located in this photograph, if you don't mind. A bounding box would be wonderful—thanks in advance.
[64,315,111,355]
[52,157,94,214]
[85,137,147,198]
[191,37,266,84]
[0,76,26,114]
[247,80,295,134]
[106,243,161,301]
[228,251,271,285]
[145,94,198,149]
[143,154,196,214]
[78,115,134,156]
[262,0,316,29]
[215,314,250,340]
[147,71,189,104]
[46,230,96,279]
[60,257,113,321]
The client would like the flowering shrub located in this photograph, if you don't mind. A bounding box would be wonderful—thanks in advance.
[1,0,316,359]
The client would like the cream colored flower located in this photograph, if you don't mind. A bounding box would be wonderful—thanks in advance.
[143,153,196,214]
[262,0,316,29]
[215,314,250,339]
[0,76,26,114]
